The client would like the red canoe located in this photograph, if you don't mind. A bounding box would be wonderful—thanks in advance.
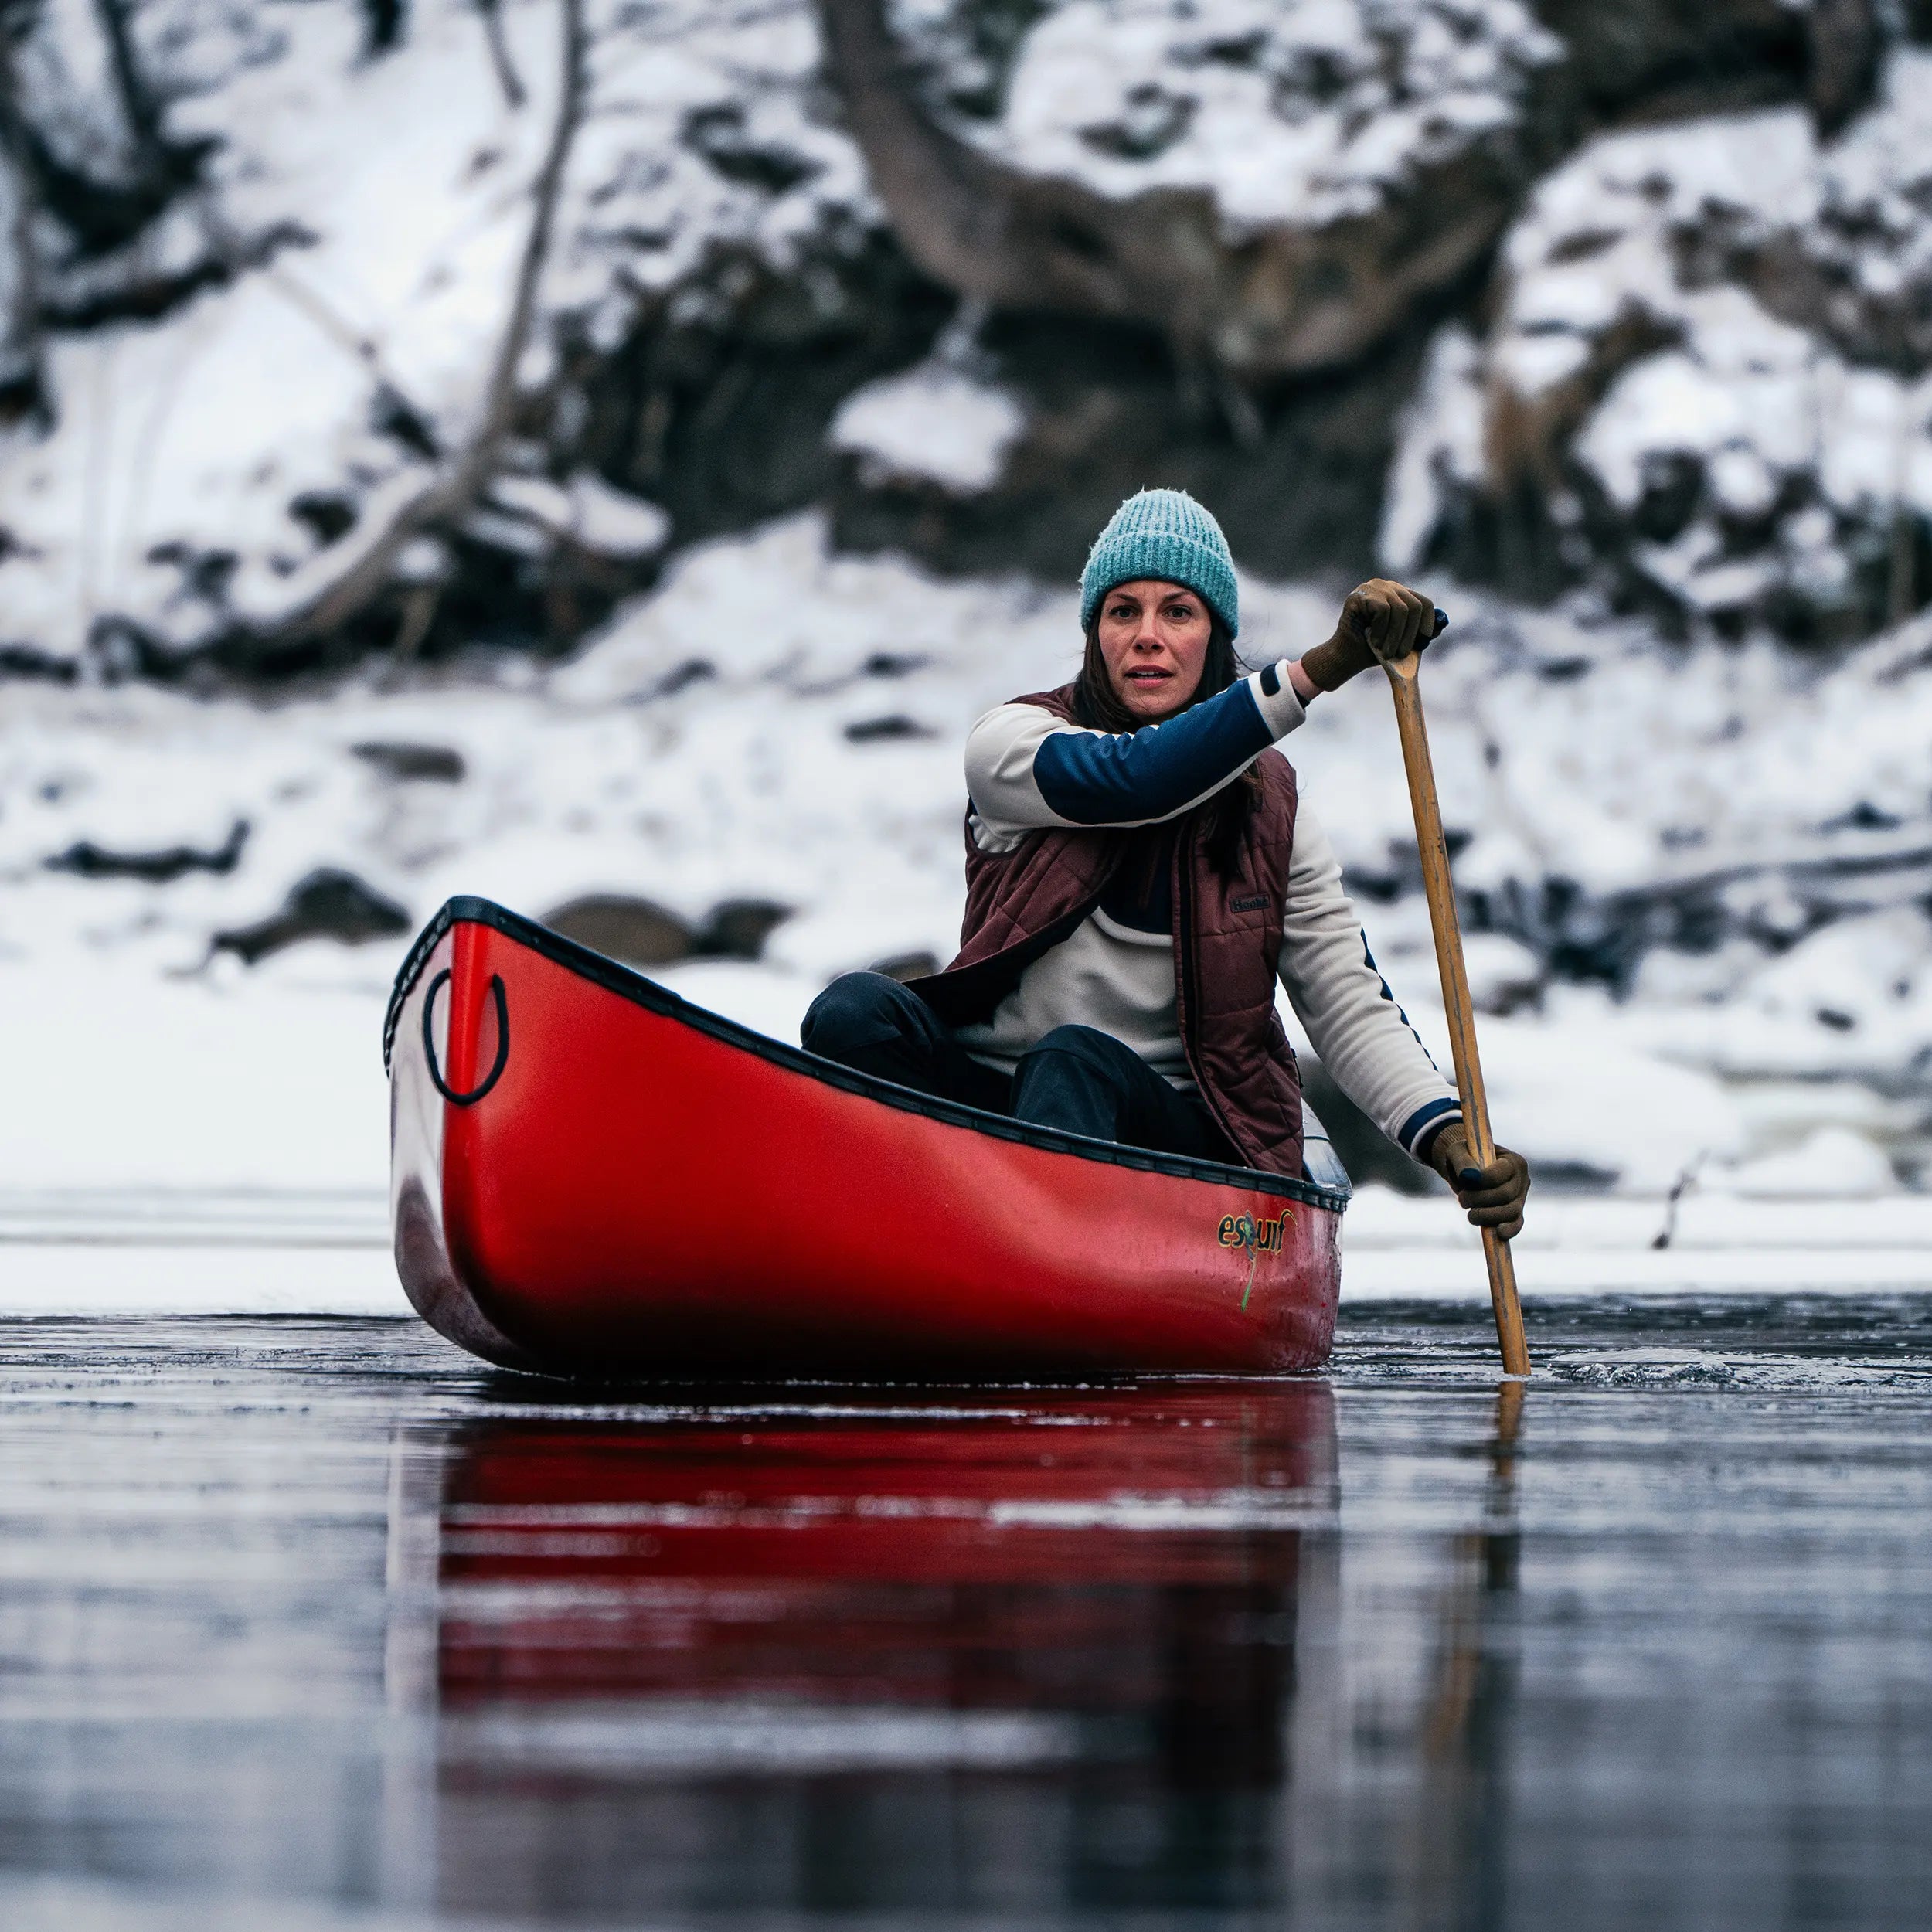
[386,897,1346,1378]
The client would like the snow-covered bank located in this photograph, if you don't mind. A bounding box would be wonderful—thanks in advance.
[0,0,872,665]
[0,515,1925,1201]
[9,0,1931,672]
[2,1186,1927,1317]
[1341,1187,1932,1301]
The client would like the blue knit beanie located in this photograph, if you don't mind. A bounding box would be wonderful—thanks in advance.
[1078,488,1239,638]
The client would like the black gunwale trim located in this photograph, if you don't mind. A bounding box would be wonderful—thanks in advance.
[384,896,1349,1213]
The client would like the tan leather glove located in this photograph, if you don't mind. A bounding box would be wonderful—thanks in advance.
[1429,1122,1530,1241]
[1299,579,1442,692]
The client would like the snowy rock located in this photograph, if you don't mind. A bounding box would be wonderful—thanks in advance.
[1722,908,1932,1080]
[969,0,1562,233]
[1461,932,1545,1015]
[567,474,672,560]
[831,361,1026,493]
[1716,1124,1897,1197]
[1380,325,1489,574]
[350,741,467,784]
[835,0,1563,378]
[485,471,672,559]
[1386,51,1932,640]
[1461,1004,1747,1189]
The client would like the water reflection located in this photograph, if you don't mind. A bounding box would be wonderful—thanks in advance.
[425,1382,1337,1918]
[1405,1381,1524,1931]
[10,1313,1932,1927]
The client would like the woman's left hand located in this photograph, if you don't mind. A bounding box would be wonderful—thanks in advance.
[1428,1123,1530,1240]
[1299,579,1440,692]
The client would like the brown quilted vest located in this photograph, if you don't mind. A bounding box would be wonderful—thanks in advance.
[910,683,1304,1177]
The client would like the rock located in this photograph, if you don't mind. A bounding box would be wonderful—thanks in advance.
[838,299,1447,583]
[542,893,794,966]
[861,651,929,677]
[1807,0,1885,136]
[213,869,410,965]
[819,0,1557,382]
[1527,0,1811,128]
[350,741,466,782]
[694,899,794,961]
[831,361,1027,495]
[47,819,248,883]
[867,948,940,982]
[843,713,936,742]
[1383,53,1932,641]
[648,660,719,700]
[543,895,695,968]
[1463,933,1546,1015]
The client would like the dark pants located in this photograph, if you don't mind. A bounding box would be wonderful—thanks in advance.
[801,971,1236,1165]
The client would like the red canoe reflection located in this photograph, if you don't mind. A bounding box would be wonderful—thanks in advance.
[436,1381,1336,1794]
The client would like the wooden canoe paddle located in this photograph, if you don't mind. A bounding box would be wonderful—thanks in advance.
[1384,611,1530,1377]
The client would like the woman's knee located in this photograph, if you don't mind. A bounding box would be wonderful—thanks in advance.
[1026,1023,1134,1074]
[801,971,921,1056]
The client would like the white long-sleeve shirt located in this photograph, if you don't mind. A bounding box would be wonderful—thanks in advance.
[958,662,1461,1162]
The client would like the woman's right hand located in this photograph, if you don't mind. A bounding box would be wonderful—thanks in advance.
[1298,579,1440,692]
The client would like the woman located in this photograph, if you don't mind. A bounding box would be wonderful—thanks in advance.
[804,488,1529,1240]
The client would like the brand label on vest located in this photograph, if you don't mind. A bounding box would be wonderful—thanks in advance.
[1230,893,1270,913]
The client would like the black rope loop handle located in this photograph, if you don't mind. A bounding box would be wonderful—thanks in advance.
[422,968,510,1107]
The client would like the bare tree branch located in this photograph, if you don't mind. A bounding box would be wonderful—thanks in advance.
[815,0,1161,323]
[90,0,169,177]
[0,21,46,417]
[255,0,586,654]
[477,0,526,110]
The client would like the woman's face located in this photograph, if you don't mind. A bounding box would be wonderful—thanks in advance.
[1096,579,1213,724]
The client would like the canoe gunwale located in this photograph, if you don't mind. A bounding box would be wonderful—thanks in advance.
[386,896,1350,1216]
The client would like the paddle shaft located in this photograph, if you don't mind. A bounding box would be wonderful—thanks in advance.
[1383,653,1530,1377]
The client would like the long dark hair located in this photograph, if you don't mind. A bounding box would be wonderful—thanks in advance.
[1070,607,1263,880]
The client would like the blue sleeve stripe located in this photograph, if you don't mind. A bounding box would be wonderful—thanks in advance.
[1364,937,1444,1073]
[1032,679,1272,825]
[1399,1097,1462,1159]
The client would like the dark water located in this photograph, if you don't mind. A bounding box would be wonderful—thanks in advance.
[2,1301,1930,1930]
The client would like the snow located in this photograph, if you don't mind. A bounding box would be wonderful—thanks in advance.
[1389,53,1932,628]
[0,0,876,665]
[485,468,670,556]
[1721,1125,1899,1199]
[914,0,1561,232]
[565,472,672,558]
[1379,322,1486,574]
[831,361,1027,495]
[0,512,1922,1216]
[7,1175,1931,1317]
[0,2,1927,1311]
[0,0,550,655]
[1340,1186,1932,1301]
